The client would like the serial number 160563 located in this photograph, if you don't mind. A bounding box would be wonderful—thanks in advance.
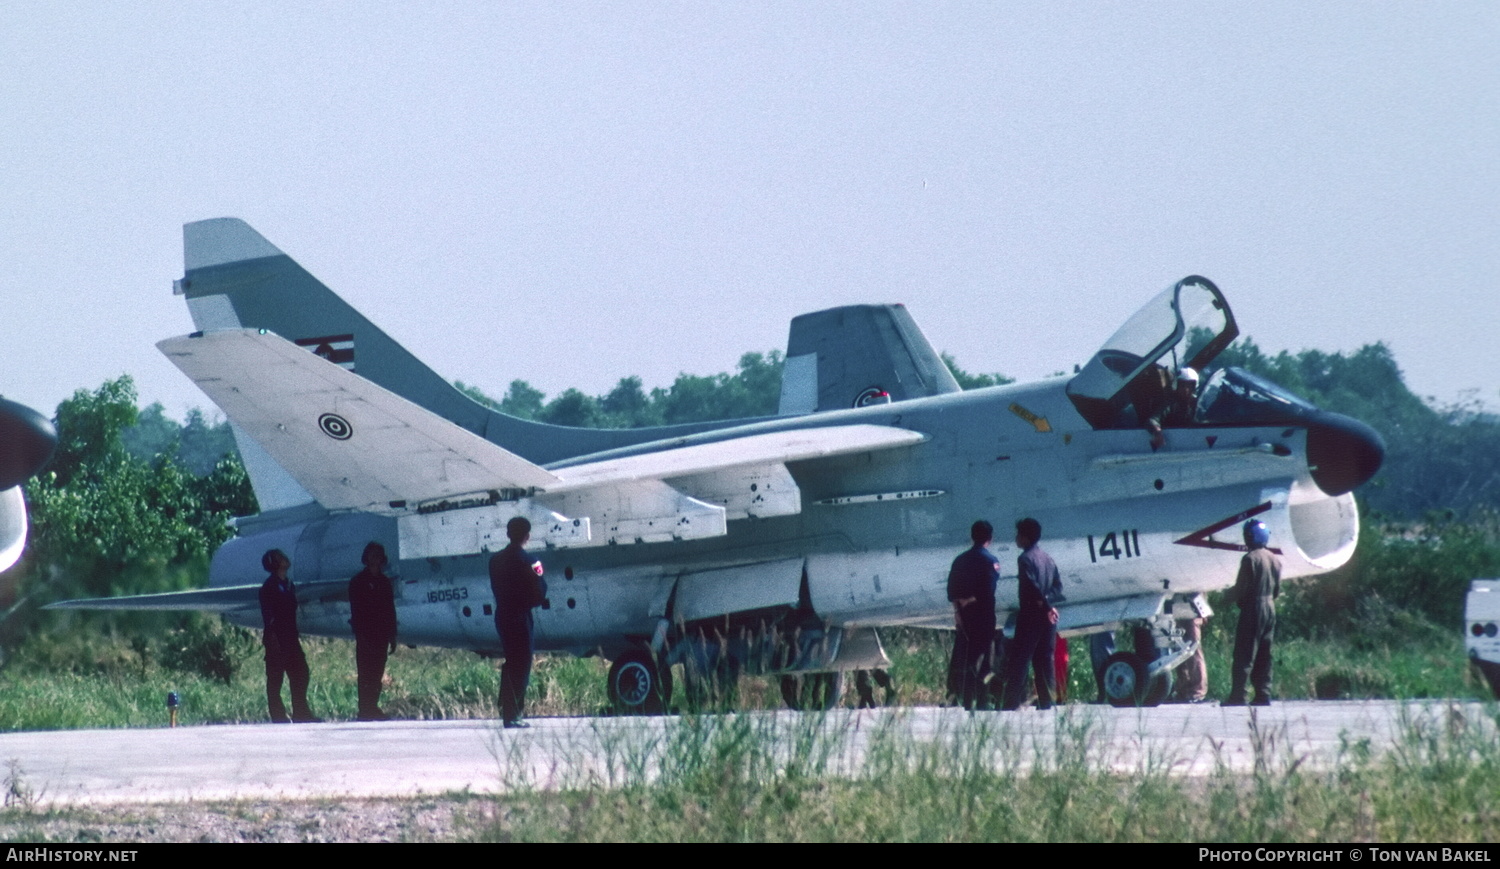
[427,587,469,604]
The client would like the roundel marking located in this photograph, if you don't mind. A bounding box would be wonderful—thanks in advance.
[854,386,891,408]
[318,413,353,441]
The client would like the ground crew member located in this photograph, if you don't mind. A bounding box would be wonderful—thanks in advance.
[946,520,1000,710]
[349,541,398,721]
[1224,519,1281,706]
[491,517,547,728]
[1171,616,1209,703]
[259,549,320,723]
[1000,518,1064,711]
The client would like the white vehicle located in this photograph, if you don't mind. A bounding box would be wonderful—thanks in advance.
[1466,579,1500,699]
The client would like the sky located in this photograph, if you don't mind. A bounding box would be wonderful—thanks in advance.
[2,3,1496,422]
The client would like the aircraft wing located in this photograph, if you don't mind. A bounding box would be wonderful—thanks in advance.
[521,424,927,545]
[549,425,926,489]
[44,584,263,613]
[163,329,929,552]
[159,330,560,514]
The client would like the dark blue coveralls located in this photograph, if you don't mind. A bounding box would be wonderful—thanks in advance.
[349,566,398,720]
[1001,545,1064,710]
[947,544,1000,709]
[260,575,315,723]
[490,543,547,725]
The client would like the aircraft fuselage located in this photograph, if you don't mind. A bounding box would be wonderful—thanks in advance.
[216,373,1354,661]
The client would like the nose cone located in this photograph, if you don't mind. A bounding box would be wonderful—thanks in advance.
[1306,411,1385,496]
[0,398,57,490]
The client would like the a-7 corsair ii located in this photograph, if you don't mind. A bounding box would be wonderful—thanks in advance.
[52,219,1384,710]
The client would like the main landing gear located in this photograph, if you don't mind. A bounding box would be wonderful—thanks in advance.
[1098,603,1206,707]
[603,625,893,715]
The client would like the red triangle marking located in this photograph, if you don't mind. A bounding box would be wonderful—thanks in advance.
[1174,501,1283,555]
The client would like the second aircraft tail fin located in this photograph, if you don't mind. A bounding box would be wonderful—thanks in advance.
[777,304,961,415]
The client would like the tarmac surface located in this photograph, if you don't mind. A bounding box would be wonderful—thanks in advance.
[0,700,1493,806]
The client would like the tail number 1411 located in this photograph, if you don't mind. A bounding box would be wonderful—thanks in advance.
[1088,530,1141,563]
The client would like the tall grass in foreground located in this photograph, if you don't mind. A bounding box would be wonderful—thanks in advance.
[1,620,1491,731]
[463,705,1500,843]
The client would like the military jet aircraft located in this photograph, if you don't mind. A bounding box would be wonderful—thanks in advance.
[50,218,1384,710]
[0,397,57,574]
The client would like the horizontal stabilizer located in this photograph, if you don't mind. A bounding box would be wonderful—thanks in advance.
[45,584,263,614]
[159,330,559,513]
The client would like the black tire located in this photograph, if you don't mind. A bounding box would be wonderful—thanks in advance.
[607,648,670,715]
[1101,652,1149,708]
[780,671,845,711]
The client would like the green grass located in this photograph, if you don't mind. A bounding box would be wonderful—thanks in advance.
[455,704,1500,843]
[0,677,1494,841]
[0,612,1491,732]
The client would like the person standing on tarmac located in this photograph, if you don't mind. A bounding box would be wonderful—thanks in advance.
[1000,518,1064,711]
[947,520,1000,710]
[259,549,321,724]
[1224,519,1281,706]
[349,541,398,721]
[490,517,547,728]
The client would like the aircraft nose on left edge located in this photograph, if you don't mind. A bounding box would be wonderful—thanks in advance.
[1305,410,1385,497]
[0,398,57,490]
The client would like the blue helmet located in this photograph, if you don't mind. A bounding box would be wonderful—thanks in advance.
[1243,520,1270,548]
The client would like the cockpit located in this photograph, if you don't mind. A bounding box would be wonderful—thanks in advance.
[1195,366,1316,426]
[1067,276,1237,430]
[1067,277,1384,496]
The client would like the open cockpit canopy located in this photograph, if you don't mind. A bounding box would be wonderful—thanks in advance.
[1067,276,1238,429]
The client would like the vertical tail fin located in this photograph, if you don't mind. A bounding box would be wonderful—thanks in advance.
[174,219,745,510]
[179,219,492,433]
[179,219,493,513]
[778,304,961,415]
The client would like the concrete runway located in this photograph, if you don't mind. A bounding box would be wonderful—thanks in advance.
[0,700,1492,806]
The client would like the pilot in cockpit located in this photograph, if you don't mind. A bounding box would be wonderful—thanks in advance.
[1146,367,1200,450]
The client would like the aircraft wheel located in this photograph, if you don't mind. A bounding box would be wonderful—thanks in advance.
[1101,652,1150,707]
[608,648,670,715]
[780,671,845,711]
